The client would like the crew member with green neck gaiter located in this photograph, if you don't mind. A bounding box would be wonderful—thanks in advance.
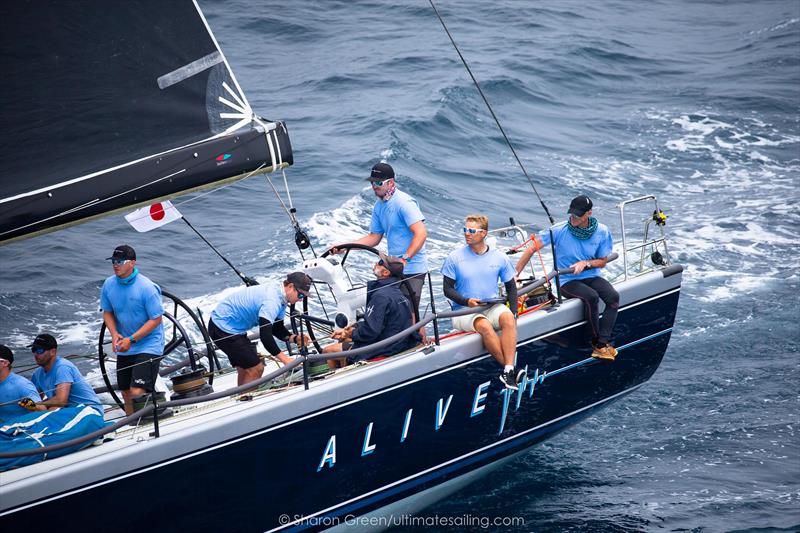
[515,195,619,361]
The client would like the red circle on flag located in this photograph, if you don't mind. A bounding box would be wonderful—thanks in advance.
[150,203,166,221]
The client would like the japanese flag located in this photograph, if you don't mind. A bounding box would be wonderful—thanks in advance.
[125,201,182,232]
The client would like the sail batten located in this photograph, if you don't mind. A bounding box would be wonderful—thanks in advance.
[0,0,292,245]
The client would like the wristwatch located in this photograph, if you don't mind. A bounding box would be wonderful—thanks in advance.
[400,254,411,261]
[129,335,136,343]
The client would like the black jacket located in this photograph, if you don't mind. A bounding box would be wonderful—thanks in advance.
[350,276,421,361]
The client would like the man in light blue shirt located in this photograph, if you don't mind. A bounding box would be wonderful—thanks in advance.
[515,195,619,360]
[334,162,429,319]
[441,214,523,390]
[0,344,44,422]
[100,245,164,414]
[209,272,312,386]
[29,333,104,416]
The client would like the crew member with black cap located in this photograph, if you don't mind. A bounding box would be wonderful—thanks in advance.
[514,195,619,360]
[0,344,44,422]
[208,272,313,386]
[100,244,165,414]
[29,333,103,415]
[324,254,420,367]
[331,162,429,320]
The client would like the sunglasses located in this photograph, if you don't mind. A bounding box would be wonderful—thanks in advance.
[462,227,484,234]
[111,259,131,265]
[296,290,306,300]
[31,347,48,354]
[371,179,389,187]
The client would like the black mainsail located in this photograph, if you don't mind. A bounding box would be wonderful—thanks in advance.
[0,0,292,245]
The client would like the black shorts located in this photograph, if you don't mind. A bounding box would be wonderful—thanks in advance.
[401,273,426,317]
[208,318,261,369]
[117,353,162,392]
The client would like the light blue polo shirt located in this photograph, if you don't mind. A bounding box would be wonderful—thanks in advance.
[539,221,614,284]
[100,272,164,356]
[441,245,516,310]
[0,372,41,422]
[370,189,428,275]
[31,357,103,415]
[209,282,287,335]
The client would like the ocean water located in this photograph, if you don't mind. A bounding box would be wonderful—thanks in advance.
[1,0,798,531]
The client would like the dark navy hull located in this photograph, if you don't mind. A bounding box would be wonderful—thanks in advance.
[2,286,679,532]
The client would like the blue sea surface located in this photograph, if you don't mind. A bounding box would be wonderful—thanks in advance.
[0,0,798,531]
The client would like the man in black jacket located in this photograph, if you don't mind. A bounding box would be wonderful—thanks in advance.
[325,254,421,367]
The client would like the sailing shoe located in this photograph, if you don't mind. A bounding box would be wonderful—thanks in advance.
[515,367,527,385]
[499,369,518,390]
[591,345,617,361]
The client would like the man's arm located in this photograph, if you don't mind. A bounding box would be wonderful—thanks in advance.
[39,382,72,409]
[504,279,518,318]
[103,310,124,351]
[443,276,478,308]
[332,233,383,253]
[402,221,427,262]
[115,316,163,353]
[515,235,544,275]
[570,255,609,274]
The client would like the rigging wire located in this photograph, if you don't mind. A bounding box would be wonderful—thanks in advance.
[428,0,555,225]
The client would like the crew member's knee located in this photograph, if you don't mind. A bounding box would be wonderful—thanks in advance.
[473,317,494,335]
[604,288,620,307]
[498,312,515,329]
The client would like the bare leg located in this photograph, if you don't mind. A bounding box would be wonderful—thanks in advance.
[498,312,518,367]
[121,389,132,415]
[238,362,265,387]
[473,317,504,365]
[323,343,347,369]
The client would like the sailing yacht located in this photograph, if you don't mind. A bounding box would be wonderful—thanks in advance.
[0,2,682,531]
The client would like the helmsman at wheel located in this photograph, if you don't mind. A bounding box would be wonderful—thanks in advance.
[335,162,429,318]
[208,272,313,387]
[100,245,165,415]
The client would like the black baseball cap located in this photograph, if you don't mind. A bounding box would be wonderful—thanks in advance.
[367,162,395,182]
[0,344,13,364]
[286,272,313,296]
[378,252,405,278]
[567,195,593,217]
[107,244,136,261]
[28,333,58,350]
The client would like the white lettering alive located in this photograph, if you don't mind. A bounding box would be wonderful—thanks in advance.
[316,363,564,471]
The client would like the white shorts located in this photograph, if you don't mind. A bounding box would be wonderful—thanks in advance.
[452,303,513,333]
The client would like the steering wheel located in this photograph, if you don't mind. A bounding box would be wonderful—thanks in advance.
[97,290,216,410]
[321,243,382,267]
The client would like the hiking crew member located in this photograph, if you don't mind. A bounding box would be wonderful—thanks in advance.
[0,344,44,422]
[515,195,619,360]
[100,245,165,415]
[335,162,429,319]
[324,254,420,368]
[441,214,524,390]
[29,333,103,415]
[208,272,313,387]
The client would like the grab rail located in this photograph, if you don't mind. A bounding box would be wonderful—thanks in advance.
[617,195,671,281]
[0,254,618,459]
